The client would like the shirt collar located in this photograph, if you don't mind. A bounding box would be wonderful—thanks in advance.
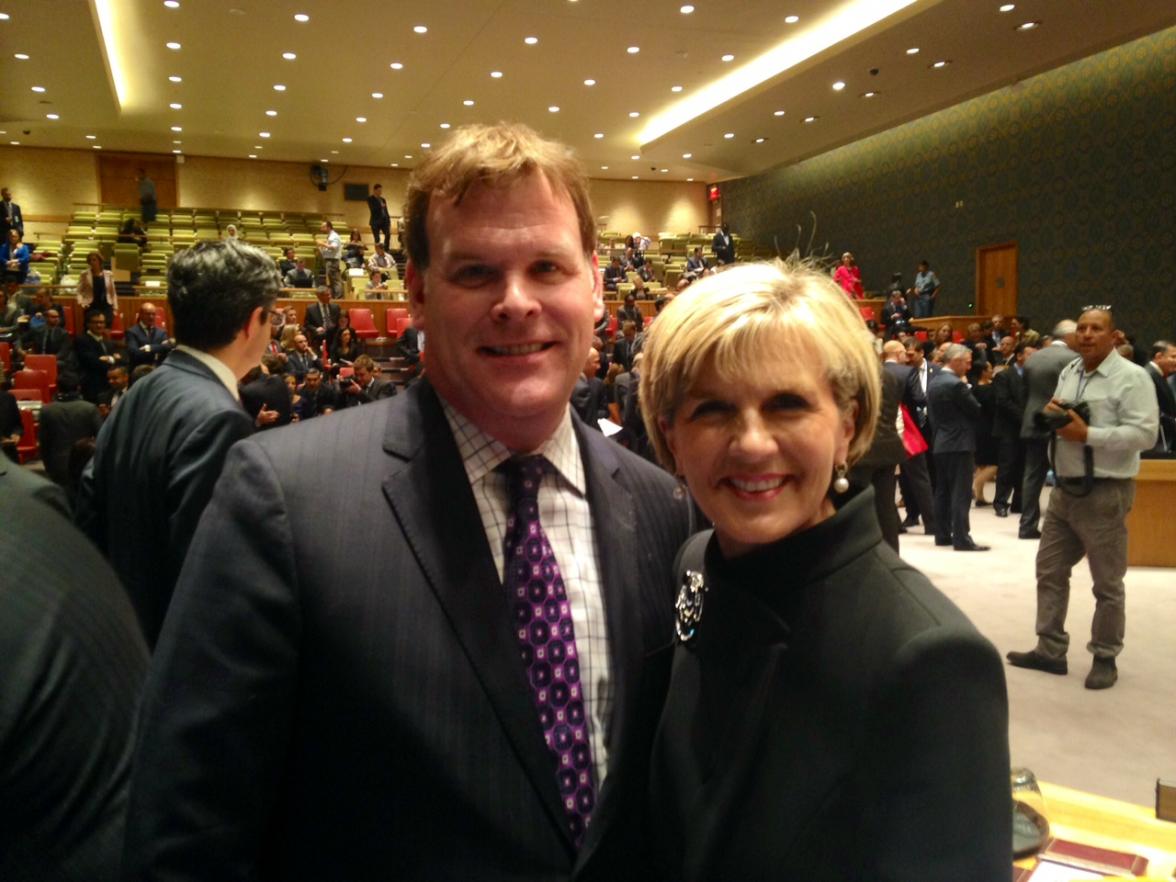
[440,397,585,496]
[174,344,241,401]
[1084,348,1121,377]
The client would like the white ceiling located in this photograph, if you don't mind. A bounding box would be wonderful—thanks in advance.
[0,0,1172,182]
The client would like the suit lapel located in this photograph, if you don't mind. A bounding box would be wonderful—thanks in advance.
[380,381,574,850]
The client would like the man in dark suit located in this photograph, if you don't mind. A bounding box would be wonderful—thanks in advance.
[76,240,278,647]
[611,320,638,374]
[338,353,395,406]
[74,311,127,403]
[20,306,73,364]
[97,365,129,416]
[711,222,735,264]
[304,285,340,349]
[895,338,938,533]
[39,372,102,496]
[850,363,906,551]
[1145,339,1176,450]
[928,343,988,551]
[991,342,1034,516]
[296,367,337,419]
[284,332,321,381]
[125,301,175,368]
[124,122,695,882]
[0,187,22,240]
[367,182,391,249]
[1018,321,1077,538]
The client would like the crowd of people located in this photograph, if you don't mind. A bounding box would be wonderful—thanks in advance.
[0,122,1172,882]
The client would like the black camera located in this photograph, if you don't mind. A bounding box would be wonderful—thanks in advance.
[1034,400,1091,433]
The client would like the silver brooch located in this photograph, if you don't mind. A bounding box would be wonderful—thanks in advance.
[675,569,708,644]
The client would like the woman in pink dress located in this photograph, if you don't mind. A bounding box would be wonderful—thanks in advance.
[833,251,864,299]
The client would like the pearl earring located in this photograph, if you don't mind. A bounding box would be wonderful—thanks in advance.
[832,463,850,494]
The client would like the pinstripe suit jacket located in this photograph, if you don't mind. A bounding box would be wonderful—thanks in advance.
[124,378,694,881]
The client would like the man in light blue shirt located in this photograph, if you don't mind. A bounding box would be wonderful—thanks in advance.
[910,259,940,318]
[1007,307,1158,690]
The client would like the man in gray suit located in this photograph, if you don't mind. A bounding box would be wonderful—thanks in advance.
[124,123,695,881]
[1018,320,1077,538]
[928,343,988,551]
[77,240,278,647]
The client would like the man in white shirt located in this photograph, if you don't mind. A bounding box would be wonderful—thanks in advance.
[76,240,278,647]
[316,219,343,299]
[1007,307,1158,689]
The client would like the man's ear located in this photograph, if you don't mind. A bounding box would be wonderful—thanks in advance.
[406,260,426,331]
[590,253,604,324]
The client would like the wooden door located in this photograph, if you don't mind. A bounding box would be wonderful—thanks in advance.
[976,242,1017,317]
[97,154,177,210]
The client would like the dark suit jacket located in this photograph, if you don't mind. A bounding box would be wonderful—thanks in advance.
[927,370,981,453]
[284,349,321,380]
[855,368,905,470]
[991,365,1026,440]
[0,198,22,239]
[885,360,936,442]
[1146,361,1176,449]
[297,382,339,419]
[1020,343,1078,439]
[339,376,396,406]
[38,396,102,487]
[648,490,1010,882]
[125,323,174,368]
[76,349,254,647]
[612,338,637,374]
[304,301,341,346]
[711,231,734,264]
[367,193,389,227]
[74,332,125,402]
[571,376,608,429]
[240,374,293,428]
[124,379,695,881]
[22,324,74,362]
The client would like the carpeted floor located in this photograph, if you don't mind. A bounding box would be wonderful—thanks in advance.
[898,486,1176,808]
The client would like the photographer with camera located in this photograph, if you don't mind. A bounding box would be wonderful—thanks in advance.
[1007,307,1158,690]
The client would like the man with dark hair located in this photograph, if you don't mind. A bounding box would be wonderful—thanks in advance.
[367,183,391,250]
[612,320,639,373]
[296,367,337,419]
[304,285,340,349]
[75,311,126,403]
[283,257,314,289]
[910,259,940,318]
[77,239,279,647]
[712,221,735,264]
[991,341,1035,517]
[97,365,129,416]
[125,122,694,881]
[339,353,395,405]
[928,343,988,551]
[1008,308,1158,689]
[278,247,297,278]
[0,186,23,240]
[1145,339,1176,450]
[37,371,101,496]
[126,301,175,368]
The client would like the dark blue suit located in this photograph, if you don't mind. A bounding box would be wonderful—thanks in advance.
[125,322,174,368]
[928,370,982,548]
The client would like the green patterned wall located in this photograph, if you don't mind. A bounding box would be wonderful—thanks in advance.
[723,27,1176,345]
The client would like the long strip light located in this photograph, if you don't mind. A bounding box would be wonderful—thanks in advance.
[92,0,129,109]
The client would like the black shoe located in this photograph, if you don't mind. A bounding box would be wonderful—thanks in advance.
[1006,649,1067,675]
[954,540,990,551]
[975,499,991,508]
[994,504,1009,518]
[1085,657,1118,690]
[901,516,920,528]
[898,524,908,535]
[1010,506,1023,514]
[1019,529,1042,540]
[934,538,953,547]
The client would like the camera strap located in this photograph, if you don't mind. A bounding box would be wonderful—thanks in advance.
[1048,433,1095,497]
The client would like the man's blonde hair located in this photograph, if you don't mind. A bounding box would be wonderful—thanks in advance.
[639,259,880,470]
[402,122,595,269]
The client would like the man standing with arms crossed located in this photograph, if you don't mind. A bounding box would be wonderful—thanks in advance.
[367,182,392,250]
[124,123,694,880]
[1007,307,1157,689]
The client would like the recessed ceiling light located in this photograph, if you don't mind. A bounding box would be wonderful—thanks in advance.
[490,70,503,78]
[861,90,878,98]
[169,75,182,82]
[785,14,799,23]
[413,24,427,34]
[164,0,180,6]
[14,53,29,60]
[321,159,328,163]
[9,141,20,145]
[166,41,180,50]
[660,168,669,173]
[832,81,846,91]
[0,11,11,18]
[630,154,640,160]
[773,109,785,116]
[260,131,271,138]
[92,145,101,149]
[171,125,183,132]
[631,176,639,180]
[626,46,639,54]
[421,142,431,148]
[282,51,297,60]
[273,83,286,91]
[341,137,352,143]
[248,154,257,159]
[265,109,277,116]
[629,111,640,118]
[723,132,734,139]
[463,99,474,106]
[906,46,920,55]
[330,149,338,154]
[584,79,596,86]
[548,106,560,113]
[999,3,1015,11]
[721,54,735,62]
[600,165,609,170]
[686,177,694,182]
[391,162,399,167]
[671,85,683,92]
[170,102,183,109]
[86,134,97,139]
[439,122,450,129]
[682,152,692,159]
[524,36,538,45]
[294,12,309,22]
[372,92,384,99]
[253,144,261,149]
[390,62,404,70]
[754,137,765,144]
[931,59,950,68]
[31,85,45,93]
[594,132,604,139]
[804,115,817,123]
[356,116,367,123]
[172,149,182,154]
[1016,20,1040,31]
[176,140,184,144]
[680,4,694,12]
[46,113,59,120]
[404,154,413,159]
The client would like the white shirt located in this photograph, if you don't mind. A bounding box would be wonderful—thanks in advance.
[442,400,612,790]
[174,344,241,402]
[320,229,342,260]
[1051,349,1157,479]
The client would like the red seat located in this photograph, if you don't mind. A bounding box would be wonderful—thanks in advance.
[338,366,355,380]
[915,330,928,341]
[10,389,42,403]
[12,368,51,403]
[392,316,412,339]
[384,307,409,336]
[109,312,125,341]
[0,341,10,373]
[606,315,618,341]
[23,354,58,397]
[349,307,379,340]
[859,307,875,322]
[644,316,653,328]
[16,408,38,464]
[952,330,964,343]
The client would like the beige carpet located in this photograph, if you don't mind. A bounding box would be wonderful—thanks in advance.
[898,485,1176,809]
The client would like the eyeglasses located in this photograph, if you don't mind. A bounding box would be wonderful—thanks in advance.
[1080,304,1112,312]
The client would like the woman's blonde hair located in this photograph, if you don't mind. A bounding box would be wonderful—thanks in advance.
[639,259,880,470]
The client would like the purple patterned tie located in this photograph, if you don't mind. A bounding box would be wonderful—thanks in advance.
[502,456,596,848]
